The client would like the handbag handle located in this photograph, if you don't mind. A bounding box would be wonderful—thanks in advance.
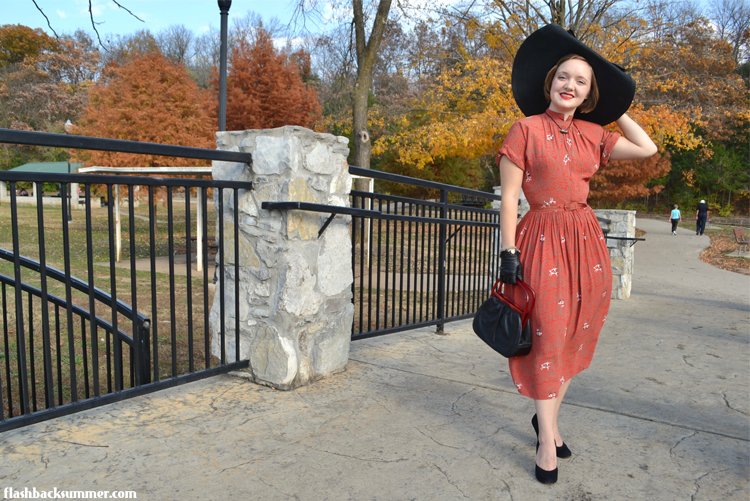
[490,278,536,327]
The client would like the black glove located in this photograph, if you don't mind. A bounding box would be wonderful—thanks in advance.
[500,249,523,285]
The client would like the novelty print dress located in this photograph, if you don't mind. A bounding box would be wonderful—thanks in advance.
[498,110,620,400]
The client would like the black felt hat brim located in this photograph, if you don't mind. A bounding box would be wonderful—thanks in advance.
[511,24,635,126]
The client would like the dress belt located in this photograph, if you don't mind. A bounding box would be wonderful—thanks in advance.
[528,202,588,211]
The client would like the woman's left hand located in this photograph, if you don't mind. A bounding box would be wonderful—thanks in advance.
[500,250,523,285]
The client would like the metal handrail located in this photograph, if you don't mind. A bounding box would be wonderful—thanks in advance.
[0,129,252,165]
[349,166,501,201]
[350,190,499,214]
[261,201,500,228]
[0,273,134,347]
[605,236,646,247]
[0,171,250,190]
[0,248,149,327]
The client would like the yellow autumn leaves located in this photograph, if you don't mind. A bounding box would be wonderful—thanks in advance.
[373,57,521,169]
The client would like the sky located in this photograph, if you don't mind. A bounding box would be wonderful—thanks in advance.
[2,0,304,40]
[3,0,717,45]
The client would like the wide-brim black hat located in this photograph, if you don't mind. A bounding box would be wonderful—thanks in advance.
[511,24,635,126]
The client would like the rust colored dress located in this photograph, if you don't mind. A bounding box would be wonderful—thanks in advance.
[498,110,620,400]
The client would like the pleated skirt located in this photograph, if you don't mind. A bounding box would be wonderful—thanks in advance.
[508,206,612,399]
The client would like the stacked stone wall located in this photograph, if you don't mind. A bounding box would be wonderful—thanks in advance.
[209,126,353,390]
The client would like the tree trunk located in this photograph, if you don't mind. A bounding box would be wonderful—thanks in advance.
[351,0,392,171]
[352,81,371,170]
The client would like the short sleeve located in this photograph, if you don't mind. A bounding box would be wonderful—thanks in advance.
[600,128,621,168]
[497,122,527,172]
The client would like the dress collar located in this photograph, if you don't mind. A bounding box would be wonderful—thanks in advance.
[544,109,574,125]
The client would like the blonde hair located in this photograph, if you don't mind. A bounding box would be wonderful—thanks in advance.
[543,54,599,114]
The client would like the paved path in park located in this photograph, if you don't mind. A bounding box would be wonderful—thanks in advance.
[1,218,748,500]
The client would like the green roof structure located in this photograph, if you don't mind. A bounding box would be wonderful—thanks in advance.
[11,161,83,173]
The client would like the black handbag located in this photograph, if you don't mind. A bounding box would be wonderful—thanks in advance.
[472,278,535,358]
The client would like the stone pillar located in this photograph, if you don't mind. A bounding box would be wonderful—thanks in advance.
[0,181,6,203]
[210,126,354,390]
[594,209,636,300]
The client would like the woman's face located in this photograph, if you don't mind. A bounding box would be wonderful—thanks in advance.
[548,58,593,116]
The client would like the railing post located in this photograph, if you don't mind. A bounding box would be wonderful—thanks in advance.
[138,320,152,385]
[9,185,31,414]
[197,186,204,272]
[436,189,448,335]
[115,185,121,263]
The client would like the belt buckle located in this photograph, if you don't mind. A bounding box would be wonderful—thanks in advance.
[564,202,577,211]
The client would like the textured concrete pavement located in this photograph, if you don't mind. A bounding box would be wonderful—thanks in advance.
[0,218,748,500]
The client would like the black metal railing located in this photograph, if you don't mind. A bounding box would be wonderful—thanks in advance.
[0,129,252,432]
[0,273,136,410]
[263,167,502,341]
[348,167,501,339]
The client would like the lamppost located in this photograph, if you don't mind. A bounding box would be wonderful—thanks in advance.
[214,0,231,286]
[218,0,231,132]
[64,119,73,221]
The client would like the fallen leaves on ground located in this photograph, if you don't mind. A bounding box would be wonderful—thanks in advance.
[700,227,750,275]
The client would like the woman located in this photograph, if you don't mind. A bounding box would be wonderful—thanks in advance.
[670,205,682,235]
[497,25,657,484]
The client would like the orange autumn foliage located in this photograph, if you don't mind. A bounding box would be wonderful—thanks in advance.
[74,51,215,167]
[632,19,747,143]
[0,24,59,67]
[589,153,672,202]
[222,27,320,131]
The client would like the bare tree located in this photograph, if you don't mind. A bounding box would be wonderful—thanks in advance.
[292,0,394,170]
[310,24,357,83]
[191,28,221,89]
[639,0,701,40]
[231,10,287,45]
[709,0,750,64]
[30,0,144,48]
[156,25,194,65]
[475,0,638,43]
[100,30,159,66]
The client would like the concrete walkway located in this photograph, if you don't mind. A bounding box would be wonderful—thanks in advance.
[1,219,747,500]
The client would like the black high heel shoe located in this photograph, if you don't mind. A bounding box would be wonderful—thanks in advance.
[535,463,558,484]
[532,414,572,458]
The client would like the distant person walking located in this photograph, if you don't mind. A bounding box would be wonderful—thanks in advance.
[696,200,710,235]
[670,205,681,235]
